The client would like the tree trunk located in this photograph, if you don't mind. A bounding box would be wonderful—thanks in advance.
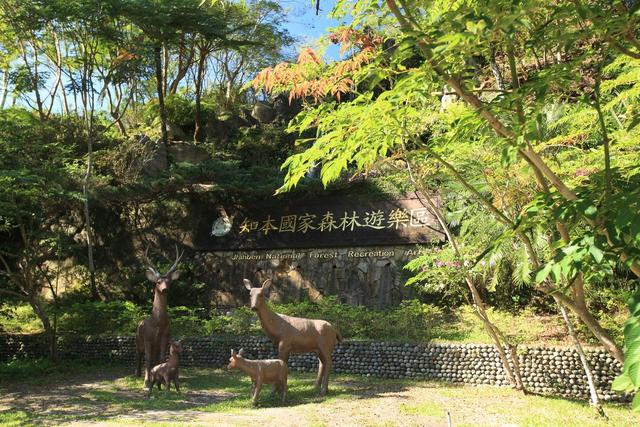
[82,148,97,300]
[155,45,169,152]
[0,69,8,109]
[79,46,98,301]
[401,156,526,393]
[194,47,207,142]
[558,301,605,417]
[30,296,57,361]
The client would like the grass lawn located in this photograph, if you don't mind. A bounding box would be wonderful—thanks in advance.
[0,363,637,426]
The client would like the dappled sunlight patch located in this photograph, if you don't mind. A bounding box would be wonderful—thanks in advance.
[2,366,639,426]
[399,400,443,416]
[0,410,32,427]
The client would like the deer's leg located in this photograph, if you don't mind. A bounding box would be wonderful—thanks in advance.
[135,350,142,377]
[282,372,288,403]
[158,332,169,363]
[174,376,181,393]
[252,379,262,406]
[315,355,325,392]
[135,324,144,377]
[144,341,154,388]
[318,348,332,396]
[277,341,291,363]
[165,375,171,391]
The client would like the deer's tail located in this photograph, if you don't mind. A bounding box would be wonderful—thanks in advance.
[335,329,343,343]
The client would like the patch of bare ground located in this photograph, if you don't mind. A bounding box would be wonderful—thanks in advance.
[1,367,638,427]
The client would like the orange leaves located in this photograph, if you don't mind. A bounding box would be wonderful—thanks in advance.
[328,28,383,57]
[112,49,137,67]
[334,49,373,75]
[330,78,353,102]
[251,28,382,103]
[297,47,322,66]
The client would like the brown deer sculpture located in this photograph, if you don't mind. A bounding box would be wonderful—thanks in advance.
[243,278,342,395]
[135,246,183,388]
[227,348,288,405]
[147,340,182,398]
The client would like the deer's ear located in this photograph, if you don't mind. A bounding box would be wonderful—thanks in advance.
[238,348,245,356]
[243,279,253,291]
[231,348,236,357]
[169,270,180,281]
[262,279,272,290]
[145,269,158,282]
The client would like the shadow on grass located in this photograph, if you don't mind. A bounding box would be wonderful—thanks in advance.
[0,366,431,426]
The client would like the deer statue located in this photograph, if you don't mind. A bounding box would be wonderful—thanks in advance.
[243,278,342,395]
[147,340,182,398]
[135,245,183,388]
[227,348,288,405]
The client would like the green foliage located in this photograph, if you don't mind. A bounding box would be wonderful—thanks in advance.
[0,358,91,381]
[142,94,217,129]
[56,301,145,336]
[259,0,640,366]
[612,291,640,411]
[0,108,79,232]
[0,304,42,334]
[234,124,297,166]
[1,298,581,345]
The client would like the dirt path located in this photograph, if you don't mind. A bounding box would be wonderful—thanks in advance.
[1,366,638,427]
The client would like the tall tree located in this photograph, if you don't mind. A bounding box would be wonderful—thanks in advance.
[253,0,640,364]
[0,108,79,360]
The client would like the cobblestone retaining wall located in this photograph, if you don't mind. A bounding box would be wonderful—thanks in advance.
[0,335,628,402]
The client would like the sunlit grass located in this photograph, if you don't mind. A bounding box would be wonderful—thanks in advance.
[0,305,42,334]
[0,410,32,427]
[1,364,638,426]
[399,400,444,416]
[496,393,639,427]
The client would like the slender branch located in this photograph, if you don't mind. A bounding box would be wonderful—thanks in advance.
[593,77,611,198]
[0,288,28,299]
[606,35,640,59]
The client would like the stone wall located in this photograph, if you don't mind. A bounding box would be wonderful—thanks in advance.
[196,246,421,308]
[0,335,629,403]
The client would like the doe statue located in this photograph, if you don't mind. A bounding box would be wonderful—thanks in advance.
[135,246,183,388]
[147,340,182,398]
[243,278,342,395]
[228,348,288,405]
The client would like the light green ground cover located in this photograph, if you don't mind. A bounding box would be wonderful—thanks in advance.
[0,364,637,427]
[0,302,581,346]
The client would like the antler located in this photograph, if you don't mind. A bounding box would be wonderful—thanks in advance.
[166,244,183,275]
[144,244,183,277]
[144,245,160,277]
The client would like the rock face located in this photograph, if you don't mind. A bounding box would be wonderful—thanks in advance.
[0,335,629,403]
[251,102,276,123]
[167,142,211,165]
[196,246,416,309]
[166,122,188,142]
[141,136,168,175]
[273,93,302,121]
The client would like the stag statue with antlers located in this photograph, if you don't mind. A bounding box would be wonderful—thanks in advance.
[135,245,183,388]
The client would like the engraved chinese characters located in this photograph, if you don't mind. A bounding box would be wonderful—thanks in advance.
[238,207,432,236]
[195,195,445,250]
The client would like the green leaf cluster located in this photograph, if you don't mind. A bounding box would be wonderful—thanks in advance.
[612,292,640,410]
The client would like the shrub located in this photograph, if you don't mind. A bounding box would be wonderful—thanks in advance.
[272,297,445,341]
[55,301,144,336]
